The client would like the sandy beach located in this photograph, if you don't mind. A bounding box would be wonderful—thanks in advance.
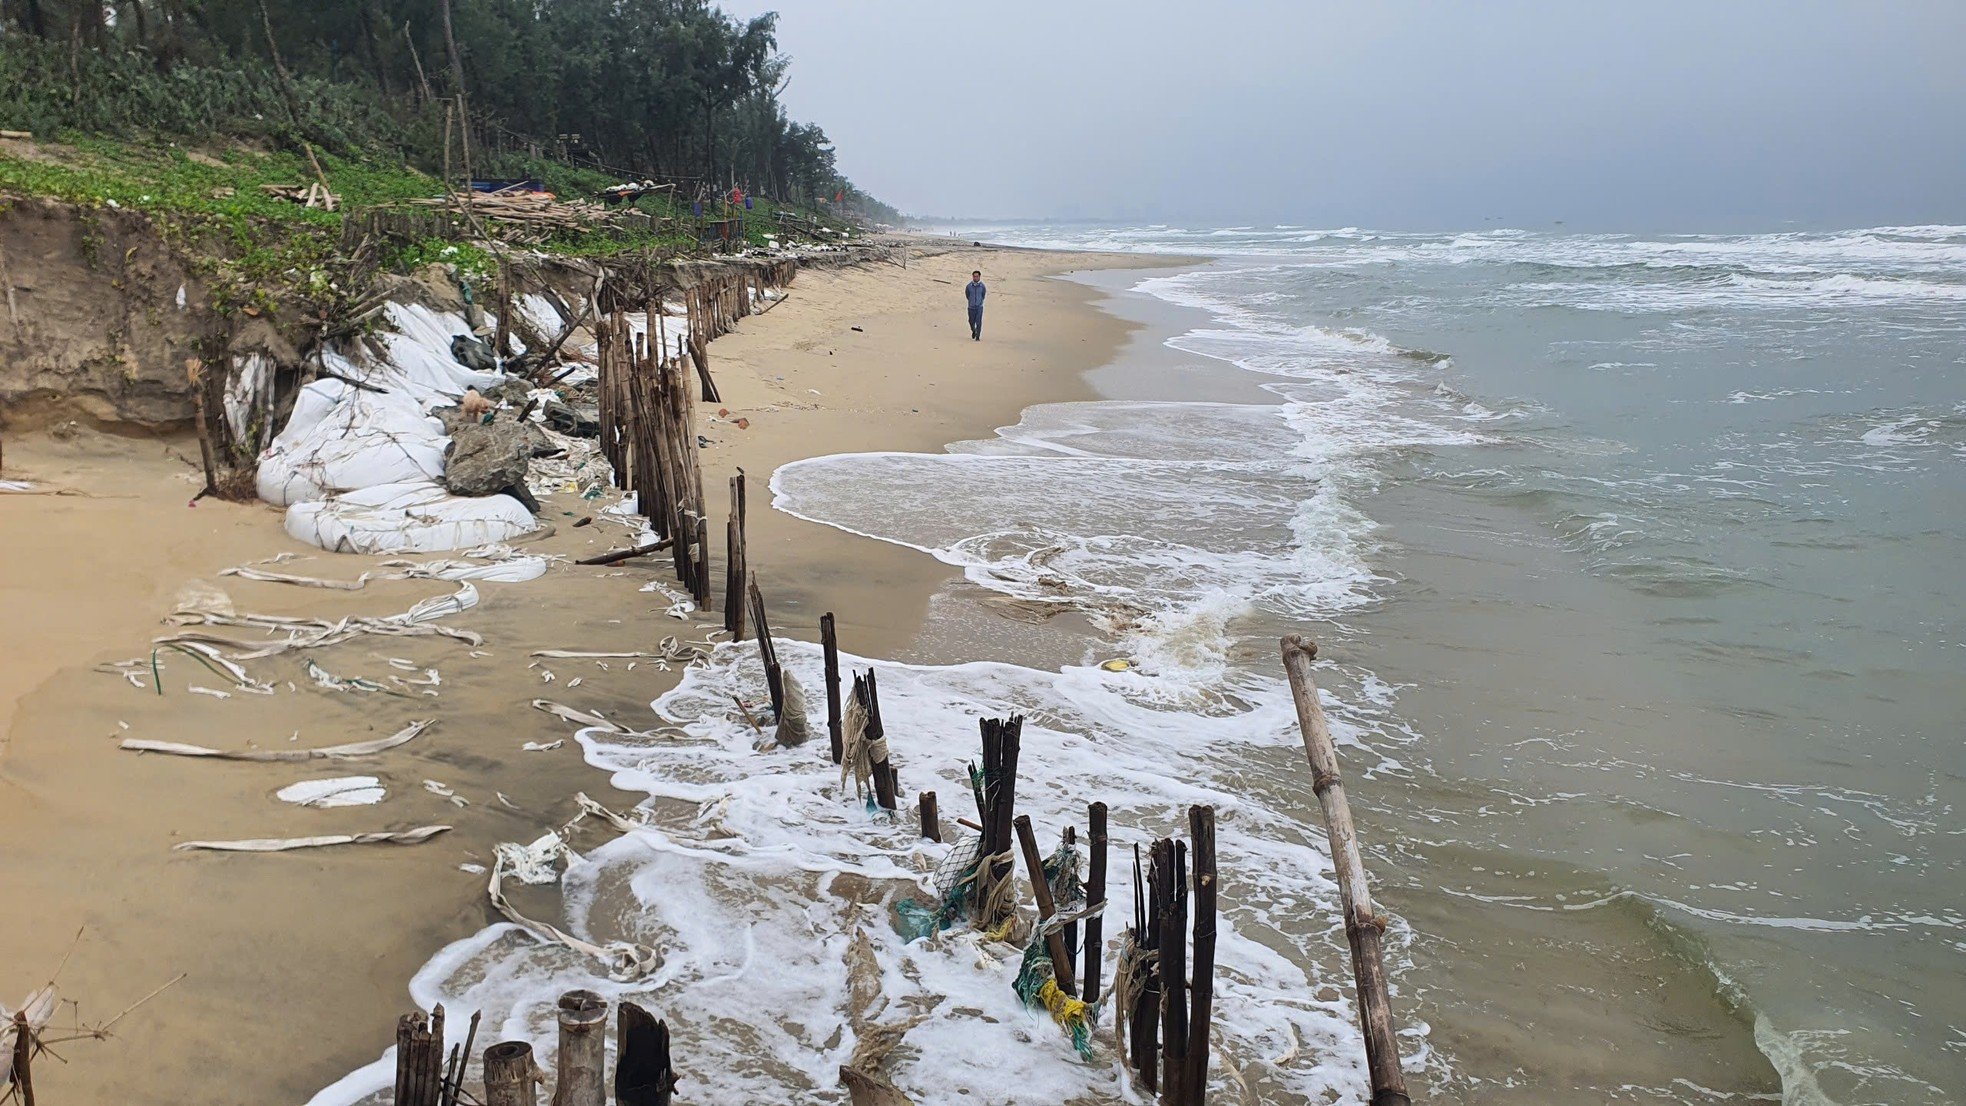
[0,244,1182,1103]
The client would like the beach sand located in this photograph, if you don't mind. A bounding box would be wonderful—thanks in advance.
[0,243,1180,1103]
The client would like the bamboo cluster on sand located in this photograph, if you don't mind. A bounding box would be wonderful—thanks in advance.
[393,992,676,1106]
[1115,806,1219,1105]
[589,264,796,606]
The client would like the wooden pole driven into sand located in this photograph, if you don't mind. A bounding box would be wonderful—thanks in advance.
[747,575,784,717]
[978,716,1024,931]
[1184,805,1218,1100]
[395,1006,445,1106]
[859,670,897,810]
[483,1041,538,1106]
[553,990,607,1106]
[1015,814,1079,996]
[1280,635,1410,1106]
[919,790,941,842]
[615,1001,678,1106]
[1083,801,1110,1006]
[10,1011,34,1106]
[725,472,748,637]
[1156,839,1190,1104]
[820,612,843,764]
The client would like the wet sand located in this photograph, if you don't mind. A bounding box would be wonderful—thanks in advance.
[0,244,1180,1103]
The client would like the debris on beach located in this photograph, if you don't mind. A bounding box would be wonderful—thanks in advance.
[173,825,451,852]
[276,775,386,808]
[120,719,435,762]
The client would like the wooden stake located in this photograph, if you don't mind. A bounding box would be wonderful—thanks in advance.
[860,670,897,810]
[1280,635,1410,1106]
[1156,840,1190,1105]
[1185,805,1218,1101]
[10,1011,34,1106]
[615,1001,677,1106]
[552,989,607,1106]
[483,1041,537,1106]
[1083,801,1110,1006]
[747,576,784,716]
[725,472,747,637]
[919,790,941,842]
[820,612,843,764]
[1015,814,1078,996]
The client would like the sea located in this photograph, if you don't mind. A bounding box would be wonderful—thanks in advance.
[318,225,1964,1105]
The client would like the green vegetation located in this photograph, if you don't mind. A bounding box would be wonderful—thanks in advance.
[0,2,897,217]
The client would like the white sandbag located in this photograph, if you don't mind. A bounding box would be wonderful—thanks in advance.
[286,482,537,554]
[257,382,449,506]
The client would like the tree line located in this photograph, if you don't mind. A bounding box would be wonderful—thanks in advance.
[0,0,890,212]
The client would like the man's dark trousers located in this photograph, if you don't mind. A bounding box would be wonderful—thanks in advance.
[968,305,983,339]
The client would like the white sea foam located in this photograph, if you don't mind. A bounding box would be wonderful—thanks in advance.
[310,641,1377,1105]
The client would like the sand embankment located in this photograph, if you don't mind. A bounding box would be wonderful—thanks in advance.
[0,242,1173,1103]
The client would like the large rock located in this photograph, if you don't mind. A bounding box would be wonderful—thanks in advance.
[443,418,532,497]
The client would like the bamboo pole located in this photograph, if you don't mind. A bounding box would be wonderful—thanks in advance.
[1015,814,1078,996]
[1185,805,1218,1100]
[820,612,843,764]
[1156,840,1189,1105]
[1280,635,1410,1106]
[10,1011,34,1106]
[615,1001,677,1106]
[483,1041,537,1106]
[552,990,607,1106]
[864,669,897,810]
[1083,801,1109,1006]
[747,576,784,716]
[919,791,941,842]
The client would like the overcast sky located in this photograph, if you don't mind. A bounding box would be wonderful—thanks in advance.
[718,0,1966,230]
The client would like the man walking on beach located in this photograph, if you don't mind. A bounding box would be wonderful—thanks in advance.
[966,270,986,340]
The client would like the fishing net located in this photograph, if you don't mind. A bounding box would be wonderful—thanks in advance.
[896,832,985,942]
[1011,837,1094,1058]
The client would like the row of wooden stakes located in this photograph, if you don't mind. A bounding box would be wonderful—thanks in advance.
[392,992,675,1106]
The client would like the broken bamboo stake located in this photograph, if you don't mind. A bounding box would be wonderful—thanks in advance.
[483,1041,537,1106]
[919,791,941,842]
[820,612,843,765]
[1185,805,1218,1100]
[1083,801,1110,1006]
[1015,814,1078,996]
[10,1011,34,1106]
[863,669,896,810]
[553,990,607,1106]
[615,1001,678,1106]
[1280,635,1410,1106]
[747,576,784,717]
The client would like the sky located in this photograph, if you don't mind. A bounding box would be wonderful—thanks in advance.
[718,0,1966,231]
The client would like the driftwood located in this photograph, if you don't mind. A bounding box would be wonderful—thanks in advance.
[120,719,434,762]
[573,538,673,566]
[1280,635,1409,1106]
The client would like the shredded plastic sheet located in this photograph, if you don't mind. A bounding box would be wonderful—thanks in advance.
[277,775,386,807]
[257,303,539,553]
[155,583,484,665]
[484,792,662,980]
[220,547,550,590]
[173,824,452,852]
[1,985,57,1084]
[120,719,434,761]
